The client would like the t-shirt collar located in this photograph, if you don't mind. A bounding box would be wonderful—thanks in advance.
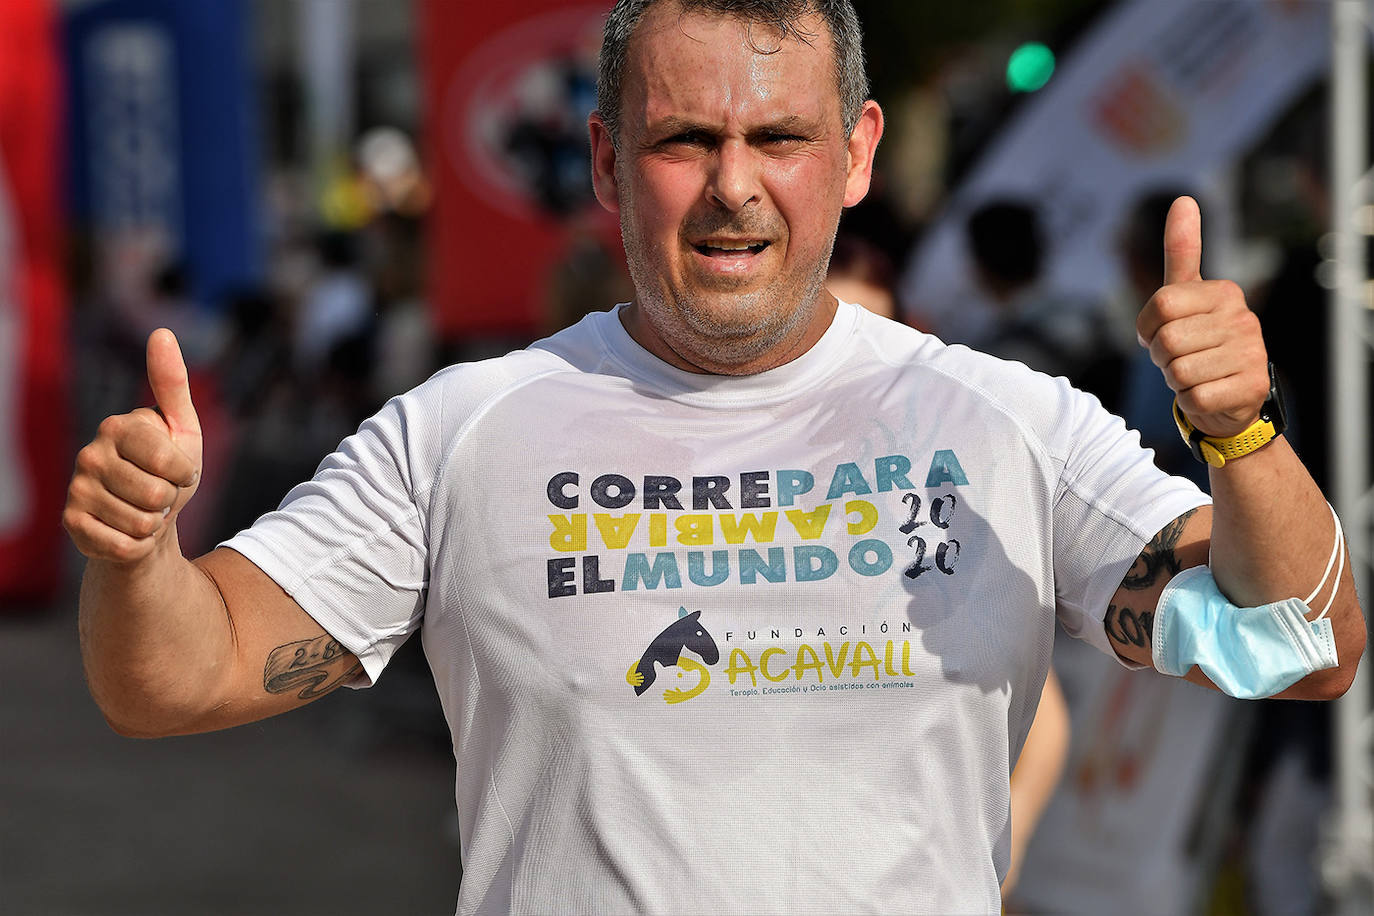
[593,300,858,406]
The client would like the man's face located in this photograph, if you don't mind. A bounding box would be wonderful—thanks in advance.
[590,2,882,374]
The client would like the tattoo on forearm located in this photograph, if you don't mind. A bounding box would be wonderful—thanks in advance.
[1106,603,1154,648]
[1122,508,1198,590]
[263,635,361,700]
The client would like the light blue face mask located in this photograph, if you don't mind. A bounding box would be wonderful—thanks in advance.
[1151,507,1344,699]
[1152,567,1338,699]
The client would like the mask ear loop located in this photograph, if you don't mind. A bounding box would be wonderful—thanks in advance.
[1302,502,1345,621]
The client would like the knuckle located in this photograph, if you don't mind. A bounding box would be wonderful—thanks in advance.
[65,475,90,509]
[1155,323,1184,356]
[1160,362,1182,392]
[130,513,162,539]
[1228,302,1256,327]
[74,444,104,476]
[1152,287,1180,318]
[96,414,127,439]
[139,480,173,509]
[1168,356,1199,389]
[61,506,84,537]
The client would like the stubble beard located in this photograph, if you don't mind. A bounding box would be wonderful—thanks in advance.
[621,211,837,374]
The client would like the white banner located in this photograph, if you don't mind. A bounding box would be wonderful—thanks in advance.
[900,0,1330,342]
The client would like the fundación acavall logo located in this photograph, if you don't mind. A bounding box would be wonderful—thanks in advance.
[626,608,720,704]
[627,608,925,705]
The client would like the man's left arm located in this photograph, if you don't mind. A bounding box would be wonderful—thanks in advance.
[1104,197,1366,699]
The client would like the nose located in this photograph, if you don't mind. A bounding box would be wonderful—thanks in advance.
[706,140,761,211]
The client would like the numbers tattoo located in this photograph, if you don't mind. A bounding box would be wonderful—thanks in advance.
[264,634,361,700]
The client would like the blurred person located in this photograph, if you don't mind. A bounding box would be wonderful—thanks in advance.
[215,288,290,418]
[292,229,373,374]
[111,260,225,368]
[356,127,432,219]
[826,232,899,320]
[503,51,601,217]
[1002,666,1069,900]
[366,212,438,402]
[541,215,635,335]
[208,287,299,543]
[966,199,1127,411]
[63,2,1365,913]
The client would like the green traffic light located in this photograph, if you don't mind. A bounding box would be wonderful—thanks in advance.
[1007,42,1055,93]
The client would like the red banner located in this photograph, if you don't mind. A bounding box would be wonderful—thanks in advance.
[419,0,623,340]
[0,0,68,606]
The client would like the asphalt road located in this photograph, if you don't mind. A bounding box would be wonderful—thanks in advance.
[1,569,461,916]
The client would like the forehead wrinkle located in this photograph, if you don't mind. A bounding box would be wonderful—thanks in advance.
[623,6,835,130]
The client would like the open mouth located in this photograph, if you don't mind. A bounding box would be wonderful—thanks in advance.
[693,240,769,257]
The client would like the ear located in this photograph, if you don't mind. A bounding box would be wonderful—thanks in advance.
[588,111,621,214]
[842,100,884,208]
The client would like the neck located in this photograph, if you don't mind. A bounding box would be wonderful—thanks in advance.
[619,294,839,376]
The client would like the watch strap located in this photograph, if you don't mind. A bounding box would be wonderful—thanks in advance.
[1172,398,1281,469]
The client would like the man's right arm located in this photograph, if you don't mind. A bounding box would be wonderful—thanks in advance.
[65,329,360,737]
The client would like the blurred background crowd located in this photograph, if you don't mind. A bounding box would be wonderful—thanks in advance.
[1,0,1371,914]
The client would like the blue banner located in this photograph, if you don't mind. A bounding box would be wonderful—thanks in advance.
[64,0,261,308]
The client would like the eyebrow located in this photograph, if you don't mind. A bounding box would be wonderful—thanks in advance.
[643,116,712,139]
[645,114,820,140]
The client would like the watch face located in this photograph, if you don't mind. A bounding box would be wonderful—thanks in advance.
[1264,362,1288,434]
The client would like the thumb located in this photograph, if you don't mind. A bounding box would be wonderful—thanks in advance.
[1162,196,1203,285]
[146,328,201,440]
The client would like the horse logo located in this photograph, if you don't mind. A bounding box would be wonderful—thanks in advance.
[625,608,720,705]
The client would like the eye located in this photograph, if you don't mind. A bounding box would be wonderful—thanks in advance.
[661,130,713,148]
[760,132,806,147]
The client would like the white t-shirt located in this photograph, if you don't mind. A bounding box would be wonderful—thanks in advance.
[225,302,1209,914]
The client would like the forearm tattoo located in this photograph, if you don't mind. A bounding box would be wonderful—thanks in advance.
[1106,603,1154,649]
[1121,508,1198,591]
[263,634,361,700]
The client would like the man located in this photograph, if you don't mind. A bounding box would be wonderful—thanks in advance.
[65,1,1364,912]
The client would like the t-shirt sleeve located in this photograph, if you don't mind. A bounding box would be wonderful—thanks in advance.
[1046,381,1211,664]
[221,378,445,687]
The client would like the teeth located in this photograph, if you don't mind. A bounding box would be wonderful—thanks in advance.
[703,242,761,251]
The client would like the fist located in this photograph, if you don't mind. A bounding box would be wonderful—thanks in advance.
[63,329,204,564]
[1136,196,1269,438]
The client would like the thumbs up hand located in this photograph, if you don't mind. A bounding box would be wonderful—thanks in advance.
[64,329,203,564]
[1136,196,1270,439]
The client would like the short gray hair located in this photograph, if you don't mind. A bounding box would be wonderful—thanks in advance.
[597,0,870,145]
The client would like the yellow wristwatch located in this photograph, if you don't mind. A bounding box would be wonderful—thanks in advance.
[1172,363,1288,469]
